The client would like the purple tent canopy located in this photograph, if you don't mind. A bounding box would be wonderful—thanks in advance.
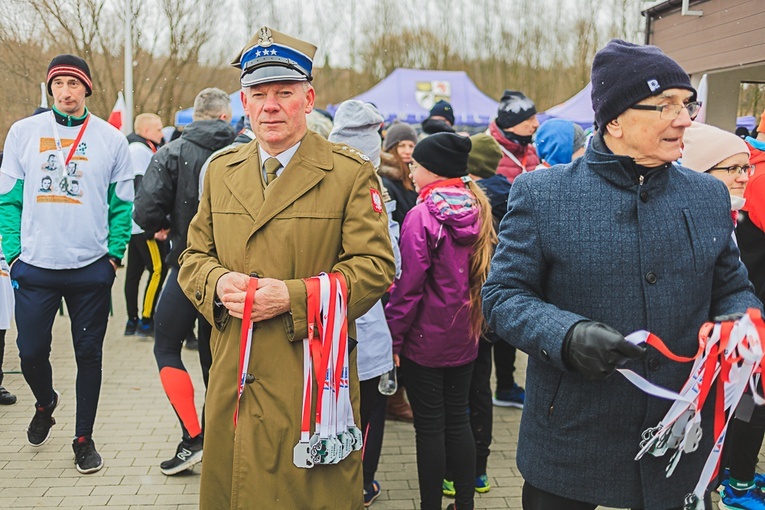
[537,82,594,129]
[539,82,755,132]
[328,68,499,127]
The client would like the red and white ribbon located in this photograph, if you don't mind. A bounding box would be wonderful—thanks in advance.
[295,272,359,468]
[617,309,765,509]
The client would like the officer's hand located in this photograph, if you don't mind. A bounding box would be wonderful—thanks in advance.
[563,321,645,380]
[216,271,251,318]
[250,278,290,322]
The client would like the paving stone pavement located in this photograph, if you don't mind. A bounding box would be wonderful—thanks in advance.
[0,272,762,509]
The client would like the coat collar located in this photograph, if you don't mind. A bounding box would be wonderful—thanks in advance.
[221,130,334,232]
[584,132,672,190]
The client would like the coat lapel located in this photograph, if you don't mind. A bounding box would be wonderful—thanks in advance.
[222,142,265,220]
[251,131,334,232]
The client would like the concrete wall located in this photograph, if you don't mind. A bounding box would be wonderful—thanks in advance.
[649,0,765,75]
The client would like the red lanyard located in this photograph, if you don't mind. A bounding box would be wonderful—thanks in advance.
[49,111,90,170]
[233,277,258,427]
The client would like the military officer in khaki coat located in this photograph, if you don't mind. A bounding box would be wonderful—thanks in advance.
[178,27,395,510]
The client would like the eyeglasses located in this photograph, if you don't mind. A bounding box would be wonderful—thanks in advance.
[629,101,702,121]
[707,164,755,177]
[408,162,420,172]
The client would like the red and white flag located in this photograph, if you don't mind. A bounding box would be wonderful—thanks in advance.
[108,91,129,134]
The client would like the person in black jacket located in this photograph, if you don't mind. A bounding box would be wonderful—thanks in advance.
[124,113,168,337]
[379,122,419,227]
[133,88,235,476]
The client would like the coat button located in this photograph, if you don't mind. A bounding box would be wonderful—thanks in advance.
[195,290,202,300]
[645,272,657,284]
[648,358,660,371]
[640,191,649,203]
[541,349,549,360]
[245,373,256,384]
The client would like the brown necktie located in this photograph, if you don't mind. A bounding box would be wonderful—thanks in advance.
[264,157,281,185]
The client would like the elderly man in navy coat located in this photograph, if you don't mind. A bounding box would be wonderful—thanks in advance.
[483,39,762,510]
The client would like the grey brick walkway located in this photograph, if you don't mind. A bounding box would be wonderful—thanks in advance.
[0,272,761,509]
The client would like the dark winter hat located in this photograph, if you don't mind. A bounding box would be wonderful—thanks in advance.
[496,90,536,129]
[467,134,502,178]
[47,55,92,97]
[412,133,472,178]
[429,100,455,125]
[232,26,317,87]
[591,39,696,130]
[383,121,418,151]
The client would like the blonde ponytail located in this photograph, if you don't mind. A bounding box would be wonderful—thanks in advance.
[467,180,497,340]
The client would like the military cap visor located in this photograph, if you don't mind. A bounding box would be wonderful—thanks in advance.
[240,65,308,87]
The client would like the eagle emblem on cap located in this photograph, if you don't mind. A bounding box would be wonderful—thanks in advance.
[258,27,273,47]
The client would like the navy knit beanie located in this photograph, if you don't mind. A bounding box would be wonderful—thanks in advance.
[591,39,695,129]
[412,133,472,178]
[429,100,455,125]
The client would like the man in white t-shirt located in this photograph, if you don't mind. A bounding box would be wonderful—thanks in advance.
[0,54,133,475]
[124,113,168,338]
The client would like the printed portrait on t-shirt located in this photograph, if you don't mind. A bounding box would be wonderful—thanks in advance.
[39,175,53,193]
[66,180,82,197]
[41,154,57,172]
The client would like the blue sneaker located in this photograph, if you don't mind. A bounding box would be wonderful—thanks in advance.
[719,469,765,491]
[364,480,381,507]
[493,383,525,408]
[719,484,765,509]
[136,319,154,337]
[475,473,491,493]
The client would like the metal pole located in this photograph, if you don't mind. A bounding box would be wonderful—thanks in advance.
[40,82,48,108]
[124,0,134,132]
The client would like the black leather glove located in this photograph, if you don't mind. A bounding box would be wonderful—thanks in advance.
[563,321,646,380]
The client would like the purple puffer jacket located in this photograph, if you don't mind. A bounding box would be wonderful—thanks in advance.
[385,184,481,368]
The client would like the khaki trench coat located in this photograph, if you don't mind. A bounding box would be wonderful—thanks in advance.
[178,131,395,510]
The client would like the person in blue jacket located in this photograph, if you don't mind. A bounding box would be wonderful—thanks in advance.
[482,39,762,510]
[534,119,588,168]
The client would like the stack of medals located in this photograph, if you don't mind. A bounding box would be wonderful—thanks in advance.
[616,309,765,509]
[293,272,363,469]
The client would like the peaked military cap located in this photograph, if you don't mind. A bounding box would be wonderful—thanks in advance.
[232,26,317,87]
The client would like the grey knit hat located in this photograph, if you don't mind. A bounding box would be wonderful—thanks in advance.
[328,100,384,167]
[383,121,418,151]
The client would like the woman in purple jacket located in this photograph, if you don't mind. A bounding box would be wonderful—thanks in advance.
[385,133,496,510]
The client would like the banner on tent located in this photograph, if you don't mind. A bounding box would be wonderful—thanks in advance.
[415,81,451,110]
